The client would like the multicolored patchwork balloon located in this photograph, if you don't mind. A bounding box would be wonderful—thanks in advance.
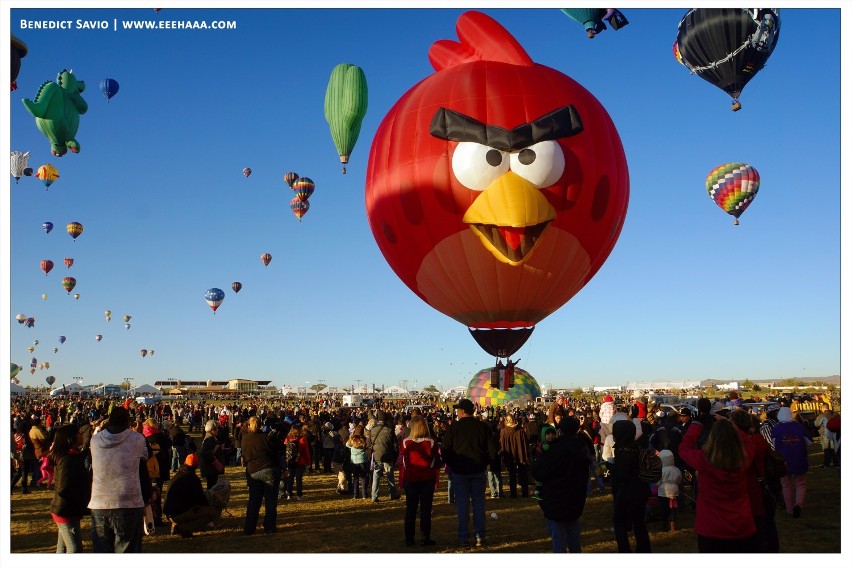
[706,162,760,225]
[290,197,309,222]
[466,366,542,407]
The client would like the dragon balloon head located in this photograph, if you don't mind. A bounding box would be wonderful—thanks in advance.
[365,11,629,356]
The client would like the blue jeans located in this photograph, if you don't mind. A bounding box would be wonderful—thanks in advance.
[546,518,581,552]
[285,465,305,497]
[451,471,487,543]
[56,520,83,553]
[371,461,398,500]
[245,466,282,534]
[90,508,145,553]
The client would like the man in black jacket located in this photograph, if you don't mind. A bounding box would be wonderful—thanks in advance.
[163,454,218,538]
[368,411,400,502]
[531,416,593,552]
[441,399,497,549]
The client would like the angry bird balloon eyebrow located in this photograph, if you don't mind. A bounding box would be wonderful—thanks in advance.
[430,106,584,152]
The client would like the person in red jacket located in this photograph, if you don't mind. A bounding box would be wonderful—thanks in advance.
[399,416,440,546]
[679,417,759,552]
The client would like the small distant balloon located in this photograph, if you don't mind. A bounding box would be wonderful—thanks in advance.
[73,293,80,300]
[27,346,34,353]
[125,323,131,330]
[99,78,119,101]
[149,349,155,357]
[33,339,39,345]
[42,293,48,300]
[290,197,309,222]
[292,177,315,202]
[67,221,83,240]
[243,167,252,177]
[232,281,242,293]
[42,221,53,234]
[95,334,102,342]
[58,336,66,344]
[140,349,148,358]
[283,171,299,188]
[64,257,74,269]
[25,317,35,328]
[53,347,58,353]
[45,375,55,386]
[261,253,272,267]
[35,163,59,189]
[62,276,76,294]
[205,287,225,314]
[11,150,30,182]
[40,259,54,275]
[123,315,131,323]
[16,314,26,324]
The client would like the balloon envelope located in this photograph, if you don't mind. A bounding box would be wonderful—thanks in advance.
[283,171,299,187]
[67,221,83,240]
[261,253,272,266]
[140,349,148,357]
[243,167,252,177]
[100,77,120,100]
[706,162,760,224]
[232,281,242,293]
[466,366,542,407]
[11,150,30,182]
[675,9,781,109]
[45,375,55,386]
[205,288,225,313]
[40,259,54,275]
[292,177,315,202]
[35,163,59,188]
[58,336,66,344]
[42,221,54,234]
[62,276,76,293]
[64,257,74,269]
[290,197,309,221]
[95,334,102,341]
[324,63,368,173]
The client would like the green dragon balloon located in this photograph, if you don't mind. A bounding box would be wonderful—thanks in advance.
[22,69,88,157]
[324,63,368,174]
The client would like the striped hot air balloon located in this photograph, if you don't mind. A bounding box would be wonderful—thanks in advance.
[706,162,760,225]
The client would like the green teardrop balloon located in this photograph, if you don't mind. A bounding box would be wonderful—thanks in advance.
[324,63,368,174]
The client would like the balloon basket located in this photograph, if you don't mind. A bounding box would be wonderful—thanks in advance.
[734,219,740,226]
[731,101,742,112]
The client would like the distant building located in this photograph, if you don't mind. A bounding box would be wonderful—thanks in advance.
[154,378,273,395]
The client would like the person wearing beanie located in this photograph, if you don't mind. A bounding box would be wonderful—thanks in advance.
[599,396,616,439]
[610,419,652,553]
[368,410,400,502]
[771,406,813,518]
[163,453,218,538]
[531,414,594,552]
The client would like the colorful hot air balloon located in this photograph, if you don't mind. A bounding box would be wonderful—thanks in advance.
[232,281,242,293]
[35,163,59,189]
[100,77,119,101]
[42,221,54,234]
[365,12,629,358]
[22,69,88,156]
[46,375,56,386]
[324,63,368,174]
[283,171,299,188]
[675,9,781,111]
[205,287,225,314]
[58,335,66,344]
[11,151,29,182]
[243,167,252,177]
[140,349,148,358]
[40,259,54,275]
[290,197,309,222]
[467,366,542,406]
[260,253,272,267]
[25,317,35,328]
[11,363,21,379]
[67,221,83,240]
[64,257,74,269]
[291,177,315,202]
[706,162,760,225]
[62,276,76,294]
[123,315,131,323]
[104,309,111,321]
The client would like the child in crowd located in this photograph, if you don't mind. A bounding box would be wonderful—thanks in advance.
[657,449,682,531]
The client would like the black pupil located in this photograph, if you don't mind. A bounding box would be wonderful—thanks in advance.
[518,148,536,165]
[486,149,503,167]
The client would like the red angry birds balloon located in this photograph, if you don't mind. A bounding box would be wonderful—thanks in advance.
[365,11,629,357]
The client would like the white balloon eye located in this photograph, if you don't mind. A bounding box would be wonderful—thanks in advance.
[508,140,565,188]
[451,141,510,190]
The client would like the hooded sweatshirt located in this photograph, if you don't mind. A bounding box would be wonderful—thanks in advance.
[88,428,148,509]
[657,449,681,498]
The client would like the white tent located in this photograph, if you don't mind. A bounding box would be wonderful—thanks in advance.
[381,385,409,395]
[50,383,88,396]
[279,385,300,395]
[132,384,161,396]
[10,383,27,396]
[442,385,468,397]
[318,386,345,395]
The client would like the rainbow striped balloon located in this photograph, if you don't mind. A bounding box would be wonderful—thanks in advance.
[466,366,541,407]
[706,162,760,225]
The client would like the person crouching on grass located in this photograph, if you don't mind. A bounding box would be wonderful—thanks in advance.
[163,454,219,538]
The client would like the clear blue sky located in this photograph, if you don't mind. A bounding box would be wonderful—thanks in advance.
[4,3,844,392]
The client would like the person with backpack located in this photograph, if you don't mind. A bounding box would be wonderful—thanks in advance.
[143,419,172,527]
[283,426,307,500]
[772,406,813,518]
[368,411,400,502]
[347,433,369,499]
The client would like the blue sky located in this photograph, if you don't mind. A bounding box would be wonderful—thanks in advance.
[3,3,845,392]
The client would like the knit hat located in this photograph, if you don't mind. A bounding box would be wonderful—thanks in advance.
[142,423,158,438]
[185,453,199,467]
[559,415,580,437]
[777,407,793,423]
[603,396,614,402]
[540,424,557,442]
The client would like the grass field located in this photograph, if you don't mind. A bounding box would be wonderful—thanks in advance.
[9,444,841,554]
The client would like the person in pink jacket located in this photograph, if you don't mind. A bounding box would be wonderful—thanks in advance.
[678,417,758,552]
